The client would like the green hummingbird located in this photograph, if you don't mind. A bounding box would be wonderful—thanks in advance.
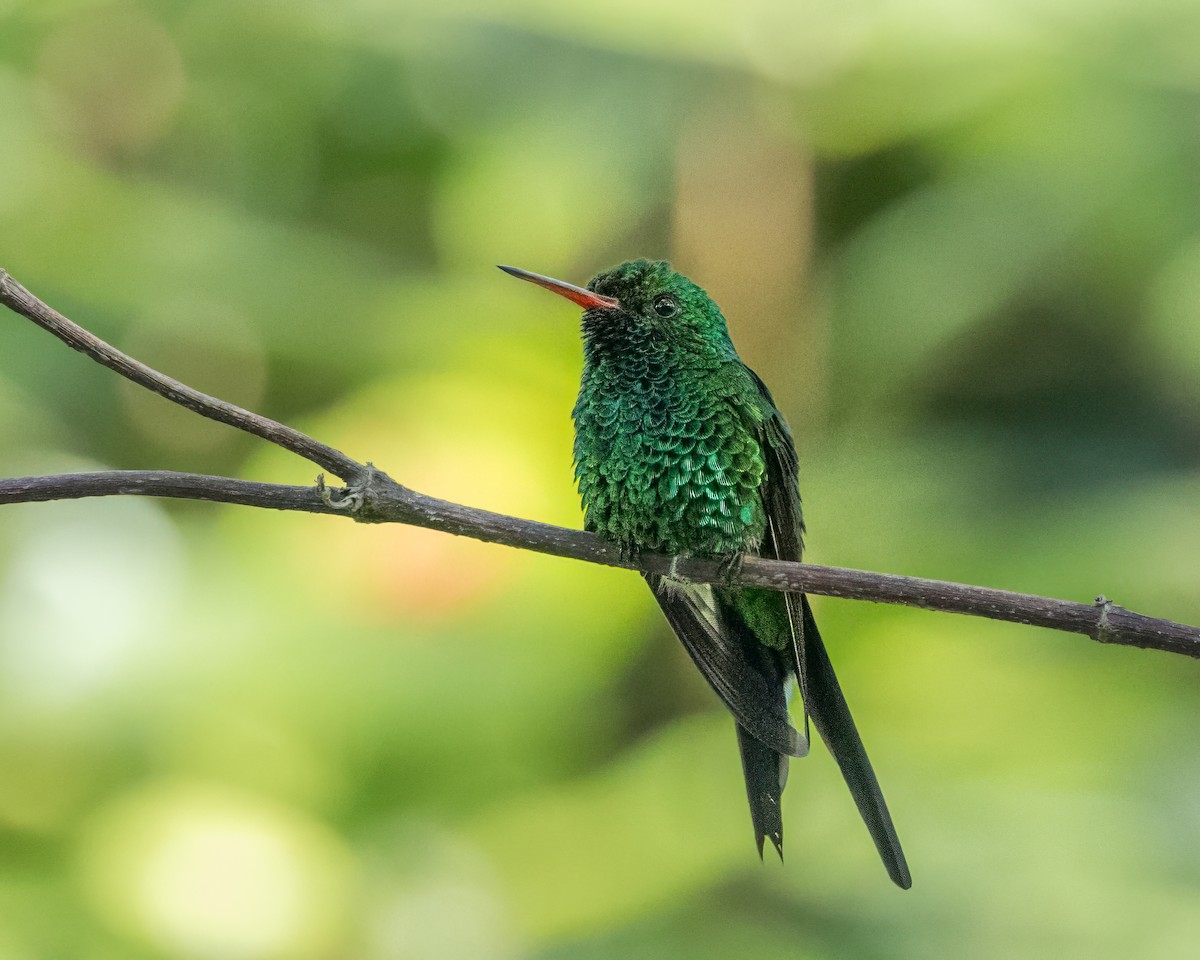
[500,259,910,888]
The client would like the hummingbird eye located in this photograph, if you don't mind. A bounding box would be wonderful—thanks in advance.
[652,295,678,318]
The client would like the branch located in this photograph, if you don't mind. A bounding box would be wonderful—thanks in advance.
[1,469,1196,658]
[2,268,1197,659]
[0,470,333,513]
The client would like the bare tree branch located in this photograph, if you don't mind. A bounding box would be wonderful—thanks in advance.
[2,268,1197,659]
[1,468,1196,658]
[0,470,333,513]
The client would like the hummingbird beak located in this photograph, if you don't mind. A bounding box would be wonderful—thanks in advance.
[498,265,620,311]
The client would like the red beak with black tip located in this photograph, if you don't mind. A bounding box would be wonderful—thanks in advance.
[498,265,620,311]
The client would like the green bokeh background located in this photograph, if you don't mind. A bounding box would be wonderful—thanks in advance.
[1,1,1200,956]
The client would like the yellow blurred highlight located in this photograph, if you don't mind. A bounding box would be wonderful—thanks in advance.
[79,782,356,959]
[238,366,579,623]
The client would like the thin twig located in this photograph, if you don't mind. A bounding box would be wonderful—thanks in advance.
[0,470,334,513]
[0,269,363,480]
[0,469,1196,658]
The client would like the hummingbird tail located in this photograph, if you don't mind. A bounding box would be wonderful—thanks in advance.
[735,721,788,860]
[798,595,912,889]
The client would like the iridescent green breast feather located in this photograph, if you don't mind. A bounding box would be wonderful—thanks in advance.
[573,369,767,555]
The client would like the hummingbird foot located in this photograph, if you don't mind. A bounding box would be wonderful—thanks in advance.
[664,551,712,587]
[717,551,746,587]
[616,540,642,567]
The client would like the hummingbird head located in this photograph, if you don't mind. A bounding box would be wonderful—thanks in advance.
[499,259,735,363]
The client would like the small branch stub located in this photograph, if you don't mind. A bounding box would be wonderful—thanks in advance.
[317,474,357,512]
[1094,595,1117,644]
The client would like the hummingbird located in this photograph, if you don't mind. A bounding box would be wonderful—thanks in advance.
[500,259,910,889]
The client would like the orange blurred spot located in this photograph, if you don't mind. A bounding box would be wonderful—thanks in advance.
[366,526,512,622]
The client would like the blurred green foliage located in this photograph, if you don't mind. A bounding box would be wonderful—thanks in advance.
[1,0,1199,957]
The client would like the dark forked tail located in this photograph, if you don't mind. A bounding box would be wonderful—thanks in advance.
[643,573,908,886]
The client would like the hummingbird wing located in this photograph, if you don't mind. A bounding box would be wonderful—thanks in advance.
[743,366,912,889]
[644,574,809,760]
